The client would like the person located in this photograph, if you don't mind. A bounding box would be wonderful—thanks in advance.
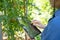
[32,0,60,40]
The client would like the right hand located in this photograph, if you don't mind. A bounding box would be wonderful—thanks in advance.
[31,20,45,29]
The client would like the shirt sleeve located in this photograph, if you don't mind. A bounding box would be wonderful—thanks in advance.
[41,16,60,40]
[46,17,60,40]
[48,25,60,40]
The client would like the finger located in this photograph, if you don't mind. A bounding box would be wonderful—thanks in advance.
[31,20,38,23]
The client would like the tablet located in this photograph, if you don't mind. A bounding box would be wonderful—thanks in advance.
[23,24,41,39]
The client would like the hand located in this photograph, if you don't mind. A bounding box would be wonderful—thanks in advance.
[31,20,45,29]
[31,20,41,26]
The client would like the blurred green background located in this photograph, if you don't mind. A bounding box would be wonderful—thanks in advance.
[0,0,53,40]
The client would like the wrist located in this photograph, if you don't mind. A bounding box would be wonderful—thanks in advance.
[38,24,45,29]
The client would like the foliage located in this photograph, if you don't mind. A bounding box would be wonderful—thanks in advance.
[0,0,33,40]
[0,0,53,40]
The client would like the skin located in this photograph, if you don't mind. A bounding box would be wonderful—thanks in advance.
[31,0,60,40]
[32,0,60,29]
